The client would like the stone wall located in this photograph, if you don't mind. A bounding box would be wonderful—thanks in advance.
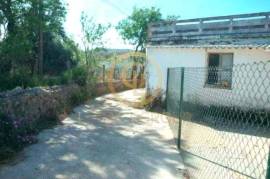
[95,79,145,96]
[0,85,81,122]
[0,80,145,122]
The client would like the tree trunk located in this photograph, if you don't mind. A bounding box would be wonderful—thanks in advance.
[38,0,44,76]
[38,29,43,75]
[4,0,15,35]
[139,65,145,80]
[132,45,140,80]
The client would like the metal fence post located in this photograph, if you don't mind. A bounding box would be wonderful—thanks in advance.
[166,68,170,112]
[177,67,185,149]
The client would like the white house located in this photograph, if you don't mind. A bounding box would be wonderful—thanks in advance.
[146,12,270,109]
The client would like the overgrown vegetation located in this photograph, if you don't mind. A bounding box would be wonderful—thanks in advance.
[0,1,112,162]
[0,1,112,92]
[142,89,165,112]
[0,4,161,162]
[0,113,58,162]
[69,88,90,106]
[0,0,78,90]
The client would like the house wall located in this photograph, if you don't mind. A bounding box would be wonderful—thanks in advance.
[146,47,206,92]
[146,47,270,109]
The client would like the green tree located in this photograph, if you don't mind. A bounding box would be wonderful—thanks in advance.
[26,0,67,75]
[116,7,162,52]
[79,12,109,90]
[80,12,109,67]
[43,32,78,75]
[166,15,180,22]
[0,0,80,91]
[0,0,67,75]
[116,7,162,79]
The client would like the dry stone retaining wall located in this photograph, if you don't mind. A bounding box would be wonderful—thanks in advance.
[0,85,81,122]
[0,80,145,122]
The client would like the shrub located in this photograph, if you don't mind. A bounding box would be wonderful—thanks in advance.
[0,115,37,148]
[0,64,98,92]
[0,71,35,91]
[69,88,89,106]
[143,89,164,112]
[0,72,59,92]
[72,66,89,86]
[0,113,60,162]
[62,66,89,86]
[42,76,64,86]
[0,114,37,161]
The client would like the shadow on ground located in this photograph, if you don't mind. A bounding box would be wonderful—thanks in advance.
[0,90,183,179]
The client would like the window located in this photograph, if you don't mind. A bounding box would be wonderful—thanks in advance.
[206,53,233,88]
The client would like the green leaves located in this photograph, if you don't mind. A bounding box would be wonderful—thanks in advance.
[0,0,81,91]
[80,12,110,66]
[116,7,162,52]
[80,12,110,48]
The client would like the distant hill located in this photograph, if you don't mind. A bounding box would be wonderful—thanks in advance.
[96,48,132,57]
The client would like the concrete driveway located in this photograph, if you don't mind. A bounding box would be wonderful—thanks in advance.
[0,89,184,179]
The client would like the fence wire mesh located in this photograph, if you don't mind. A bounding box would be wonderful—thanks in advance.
[166,68,182,144]
[166,61,270,179]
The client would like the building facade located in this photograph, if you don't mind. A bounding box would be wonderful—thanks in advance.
[146,12,270,108]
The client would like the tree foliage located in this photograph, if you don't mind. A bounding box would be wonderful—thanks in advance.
[116,7,162,52]
[80,12,109,66]
[0,0,80,91]
[166,15,180,22]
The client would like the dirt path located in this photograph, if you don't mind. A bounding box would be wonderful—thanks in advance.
[0,89,184,179]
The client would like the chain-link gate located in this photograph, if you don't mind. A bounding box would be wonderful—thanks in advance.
[166,61,270,179]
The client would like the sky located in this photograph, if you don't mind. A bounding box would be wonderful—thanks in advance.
[64,0,270,50]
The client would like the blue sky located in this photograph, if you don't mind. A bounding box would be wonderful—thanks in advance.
[64,0,270,49]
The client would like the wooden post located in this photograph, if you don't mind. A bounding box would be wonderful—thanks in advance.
[102,65,105,82]
[177,67,185,149]
[113,67,116,81]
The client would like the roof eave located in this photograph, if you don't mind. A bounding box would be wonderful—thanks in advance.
[146,45,270,50]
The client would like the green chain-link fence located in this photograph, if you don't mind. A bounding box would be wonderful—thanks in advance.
[166,61,270,179]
